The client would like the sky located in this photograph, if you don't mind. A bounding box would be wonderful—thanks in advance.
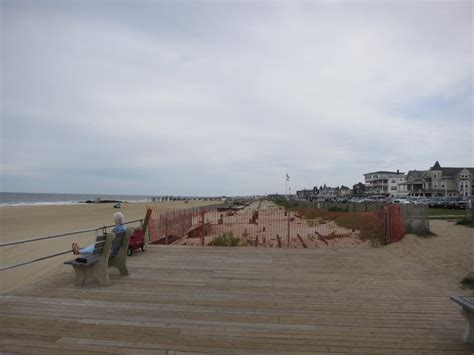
[1,0,473,196]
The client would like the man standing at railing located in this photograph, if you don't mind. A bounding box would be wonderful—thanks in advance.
[72,212,126,255]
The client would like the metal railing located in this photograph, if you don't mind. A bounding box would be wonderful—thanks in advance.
[0,219,143,271]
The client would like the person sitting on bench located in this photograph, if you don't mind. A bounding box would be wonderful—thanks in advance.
[72,212,126,255]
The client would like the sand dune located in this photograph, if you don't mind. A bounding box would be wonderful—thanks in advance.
[384,220,474,289]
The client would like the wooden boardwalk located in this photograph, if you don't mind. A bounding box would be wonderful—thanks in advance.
[1,246,473,354]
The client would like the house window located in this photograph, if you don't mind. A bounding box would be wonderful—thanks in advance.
[391,186,397,190]
[434,184,437,188]
[391,179,396,183]
[433,174,437,178]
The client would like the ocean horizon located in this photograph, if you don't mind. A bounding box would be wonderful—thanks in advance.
[0,192,153,206]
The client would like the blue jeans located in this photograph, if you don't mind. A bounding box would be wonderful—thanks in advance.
[80,225,125,255]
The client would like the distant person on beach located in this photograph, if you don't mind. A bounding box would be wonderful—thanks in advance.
[72,212,126,255]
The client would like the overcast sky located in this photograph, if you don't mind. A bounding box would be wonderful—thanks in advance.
[1,0,472,196]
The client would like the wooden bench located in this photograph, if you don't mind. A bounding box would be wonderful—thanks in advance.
[450,296,474,343]
[64,228,132,287]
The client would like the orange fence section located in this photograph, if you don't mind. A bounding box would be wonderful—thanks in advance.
[147,204,405,248]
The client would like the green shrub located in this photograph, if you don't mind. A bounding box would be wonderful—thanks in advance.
[328,206,347,212]
[456,219,474,228]
[461,276,474,290]
[208,233,240,247]
[274,197,291,209]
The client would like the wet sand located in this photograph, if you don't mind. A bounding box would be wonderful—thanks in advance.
[0,201,219,293]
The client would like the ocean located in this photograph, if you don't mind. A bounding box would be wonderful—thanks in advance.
[0,192,152,206]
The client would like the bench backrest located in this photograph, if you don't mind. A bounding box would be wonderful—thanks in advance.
[92,232,126,256]
[91,234,107,255]
[111,232,126,255]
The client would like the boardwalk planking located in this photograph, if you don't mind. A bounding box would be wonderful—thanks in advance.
[1,246,473,354]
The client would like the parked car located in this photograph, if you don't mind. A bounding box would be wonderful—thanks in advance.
[359,195,387,204]
[428,197,444,208]
[413,197,430,205]
[392,198,410,204]
[439,196,463,209]
[455,196,474,209]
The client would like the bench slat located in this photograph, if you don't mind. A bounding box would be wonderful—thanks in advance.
[111,239,124,248]
[64,255,100,266]
[92,247,104,255]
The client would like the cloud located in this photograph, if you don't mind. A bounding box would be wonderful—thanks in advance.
[1,0,472,195]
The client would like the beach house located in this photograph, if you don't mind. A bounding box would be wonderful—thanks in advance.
[363,170,406,197]
[402,161,474,197]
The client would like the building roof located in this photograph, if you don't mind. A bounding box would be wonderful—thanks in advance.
[429,161,474,176]
[364,171,404,176]
[407,170,427,178]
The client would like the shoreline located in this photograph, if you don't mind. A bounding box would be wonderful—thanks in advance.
[0,200,150,207]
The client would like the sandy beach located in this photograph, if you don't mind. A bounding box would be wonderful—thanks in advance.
[0,200,219,293]
[384,220,474,289]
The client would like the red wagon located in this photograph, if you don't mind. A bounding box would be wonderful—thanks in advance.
[127,208,152,256]
[127,228,146,256]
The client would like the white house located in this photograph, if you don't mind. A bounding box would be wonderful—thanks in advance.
[364,170,407,197]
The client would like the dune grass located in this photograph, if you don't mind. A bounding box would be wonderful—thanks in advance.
[208,232,240,246]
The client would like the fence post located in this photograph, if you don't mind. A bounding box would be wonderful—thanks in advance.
[201,209,205,246]
[384,206,390,244]
[287,209,291,248]
[165,215,168,245]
